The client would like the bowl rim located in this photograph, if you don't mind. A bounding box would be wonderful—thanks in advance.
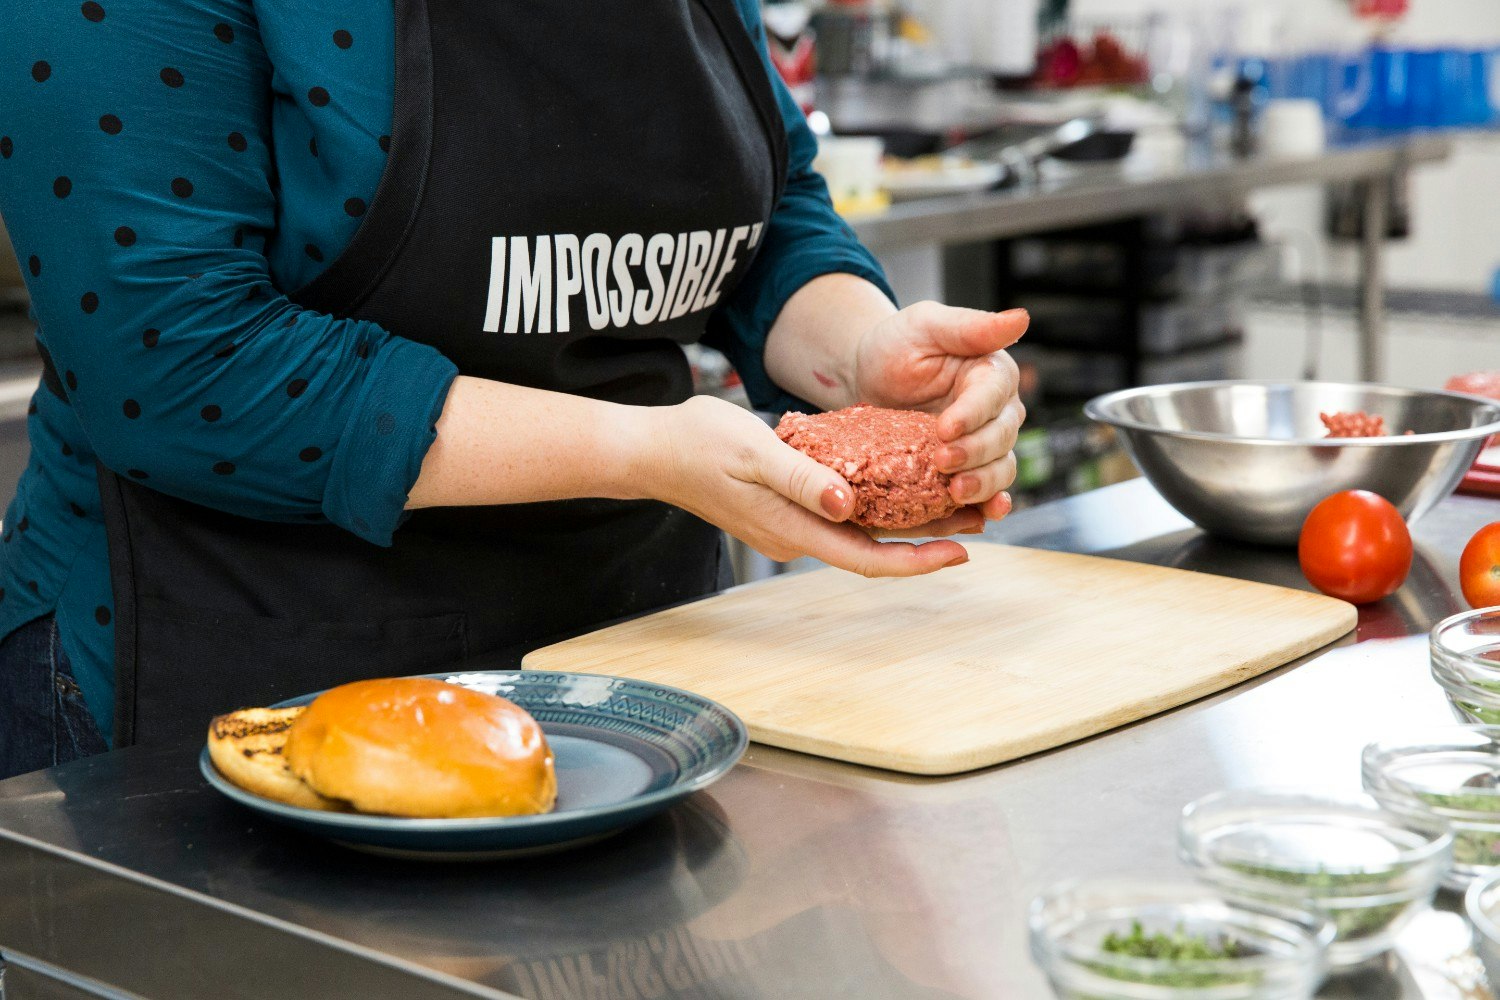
[1179,788,1455,879]
[1431,607,1500,677]
[1084,379,1500,447]
[1362,726,1500,820]
[1466,870,1500,944]
[1029,876,1333,985]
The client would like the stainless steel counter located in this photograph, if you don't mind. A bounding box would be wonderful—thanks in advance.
[1,478,1496,1000]
[851,134,1452,383]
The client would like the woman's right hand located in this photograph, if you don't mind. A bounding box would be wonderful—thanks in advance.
[639,396,973,577]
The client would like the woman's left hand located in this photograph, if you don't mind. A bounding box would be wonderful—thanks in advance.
[852,302,1028,520]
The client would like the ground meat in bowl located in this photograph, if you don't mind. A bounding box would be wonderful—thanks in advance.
[775,405,960,530]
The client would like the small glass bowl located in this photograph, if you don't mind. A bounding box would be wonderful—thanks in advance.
[1465,871,1500,988]
[1029,877,1332,1000]
[1179,790,1452,968]
[1430,608,1500,725]
[1364,727,1500,888]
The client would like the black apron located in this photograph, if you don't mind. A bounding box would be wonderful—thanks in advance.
[95,0,789,745]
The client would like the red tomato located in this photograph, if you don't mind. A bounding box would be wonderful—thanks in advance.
[1461,523,1500,609]
[1298,490,1412,604]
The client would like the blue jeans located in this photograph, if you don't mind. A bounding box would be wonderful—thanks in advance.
[0,616,108,780]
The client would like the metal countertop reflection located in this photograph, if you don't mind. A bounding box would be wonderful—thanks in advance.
[0,478,1495,999]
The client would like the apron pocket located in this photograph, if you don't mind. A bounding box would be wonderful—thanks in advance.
[127,597,468,745]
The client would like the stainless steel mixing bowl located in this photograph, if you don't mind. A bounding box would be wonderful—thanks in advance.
[1084,381,1500,546]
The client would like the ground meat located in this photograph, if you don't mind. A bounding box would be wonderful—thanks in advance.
[775,404,960,530]
[1321,410,1388,438]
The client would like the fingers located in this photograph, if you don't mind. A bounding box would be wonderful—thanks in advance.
[756,439,855,523]
[790,518,970,577]
[936,353,1021,442]
[980,491,1013,521]
[949,452,1018,507]
[909,302,1029,359]
[870,506,985,539]
[938,397,1025,473]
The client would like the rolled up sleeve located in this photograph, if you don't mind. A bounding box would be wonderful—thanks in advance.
[0,0,457,545]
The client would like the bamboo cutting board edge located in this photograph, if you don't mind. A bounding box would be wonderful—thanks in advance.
[524,544,1358,775]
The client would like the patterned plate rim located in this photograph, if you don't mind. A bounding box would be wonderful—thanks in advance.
[198,670,747,831]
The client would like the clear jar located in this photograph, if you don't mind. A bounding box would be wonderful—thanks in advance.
[1029,877,1331,1000]
[1179,790,1451,968]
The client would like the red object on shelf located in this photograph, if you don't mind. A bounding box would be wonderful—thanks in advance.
[1353,0,1408,20]
[1450,371,1500,498]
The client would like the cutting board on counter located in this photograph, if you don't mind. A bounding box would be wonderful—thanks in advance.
[522,544,1357,775]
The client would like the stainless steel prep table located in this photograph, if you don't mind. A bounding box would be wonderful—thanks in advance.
[1,477,1496,1000]
[850,134,1452,383]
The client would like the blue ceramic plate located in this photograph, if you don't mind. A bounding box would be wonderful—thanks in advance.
[199,670,747,859]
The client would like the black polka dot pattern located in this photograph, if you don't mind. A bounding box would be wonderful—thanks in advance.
[27,256,40,277]
[99,114,122,135]
[309,136,319,157]
[32,62,51,83]
[200,404,221,422]
[355,341,369,359]
[81,2,105,22]
[80,291,99,314]
[26,580,38,594]
[65,370,77,390]
[94,605,111,625]
[160,67,184,88]
[212,460,235,475]
[308,86,330,107]
[213,22,234,43]
[212,342,237,359]
[233,228,244,248]
[227,131,247,152]
[61,442,71,456]
[0,136,12,158]
[333,29,353,49]
[17,517,29,533]
[378,134,390,153]
[142,328,159,348]
[304,243,324,262]
[344,197,366,217]
[53,177,72,198]
[287,378,308,398]
[299,446,322,462]
[170,177,193,197]
[122,398,140,418]
[69,501,86,517]
[114,226,136,247]
[376,412,395,435]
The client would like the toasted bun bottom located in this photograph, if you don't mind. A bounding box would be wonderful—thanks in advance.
[284,678,557,819]
[207,707,346,812]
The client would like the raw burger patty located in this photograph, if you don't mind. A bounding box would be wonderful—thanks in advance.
[775,404,960,530]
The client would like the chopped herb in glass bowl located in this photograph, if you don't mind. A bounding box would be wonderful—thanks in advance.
[1364,727,1500,887]
[1179,790,1451,968]
[1030,877,1331,999]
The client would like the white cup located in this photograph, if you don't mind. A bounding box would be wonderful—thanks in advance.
[814,135,885,204]
[1261,99,1327,158]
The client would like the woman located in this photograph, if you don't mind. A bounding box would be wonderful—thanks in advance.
[0,0,1025,776]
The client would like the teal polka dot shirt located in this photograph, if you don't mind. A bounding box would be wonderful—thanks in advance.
[0,0,891,740]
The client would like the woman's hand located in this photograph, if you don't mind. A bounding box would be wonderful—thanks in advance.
[640,396,971,577]
[853,302,1028,520]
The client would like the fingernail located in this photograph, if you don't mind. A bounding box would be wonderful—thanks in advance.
[944,444,967,469]
[820,484,849,520]
[944,552,970,568]
[995,491,1013,517]
[959,525,984,535]
[954,474,977,501]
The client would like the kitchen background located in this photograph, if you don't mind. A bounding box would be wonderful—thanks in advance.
[1,0,1498,516]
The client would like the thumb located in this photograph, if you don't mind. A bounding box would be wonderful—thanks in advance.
[760,441,855,523]
[920,305,1029,358]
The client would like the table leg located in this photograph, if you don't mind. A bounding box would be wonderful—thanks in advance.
[1357,177,1388,384]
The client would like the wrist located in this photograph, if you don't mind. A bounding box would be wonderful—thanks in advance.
[603,402,669,502]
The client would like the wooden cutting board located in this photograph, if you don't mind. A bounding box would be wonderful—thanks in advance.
[522,544,1357,775]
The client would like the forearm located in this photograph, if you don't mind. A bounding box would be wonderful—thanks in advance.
[406,376,655,509]
[763,273,898,411]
